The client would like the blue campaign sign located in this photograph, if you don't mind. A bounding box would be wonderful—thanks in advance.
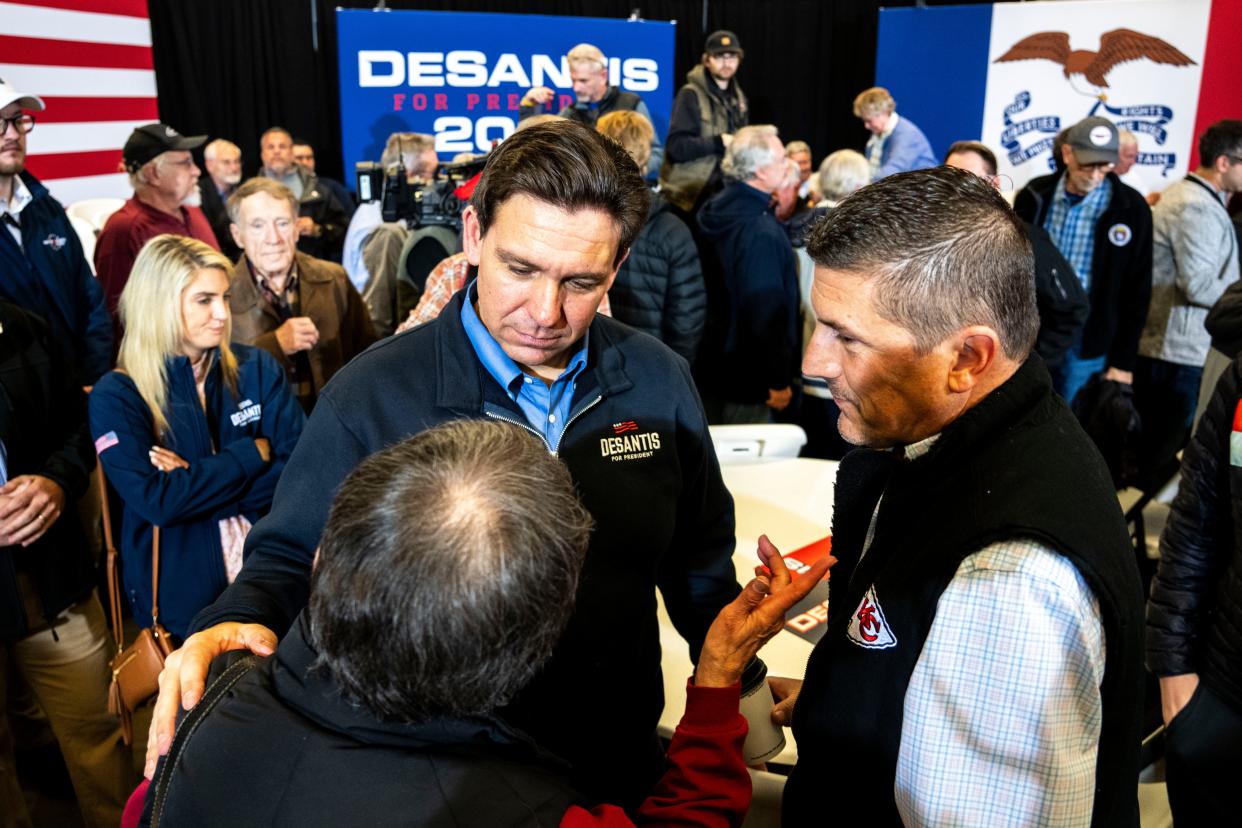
[336,8,676,176]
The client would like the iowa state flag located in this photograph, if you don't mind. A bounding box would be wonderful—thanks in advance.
[875,0,1238,196]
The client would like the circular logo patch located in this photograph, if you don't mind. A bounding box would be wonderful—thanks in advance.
[1089,125,1112,146]
[1108,223,1132,246]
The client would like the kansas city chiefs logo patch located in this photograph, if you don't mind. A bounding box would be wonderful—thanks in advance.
[847,585,897,650]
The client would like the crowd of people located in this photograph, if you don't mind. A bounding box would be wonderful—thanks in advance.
[1,22,1241,826]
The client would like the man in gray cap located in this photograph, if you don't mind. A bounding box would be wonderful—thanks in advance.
[659,30,749,213]
[95,123,220,339]
[1015,115,1153,404]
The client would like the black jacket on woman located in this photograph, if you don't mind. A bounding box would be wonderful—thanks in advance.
[610,191,706,364]
[0,301,96,641]
[1148,352,1242,713]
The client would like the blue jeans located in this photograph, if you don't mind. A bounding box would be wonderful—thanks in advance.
[1050,349,1107,405]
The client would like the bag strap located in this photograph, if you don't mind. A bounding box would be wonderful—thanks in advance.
[98,466,126,653]
[97,464,162,644]
[149,654,260,827]
[151,525,162,625]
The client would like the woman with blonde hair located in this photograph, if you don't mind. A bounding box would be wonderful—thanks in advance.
[89,234,303,641]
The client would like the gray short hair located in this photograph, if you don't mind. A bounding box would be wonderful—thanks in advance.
[721,124,780,182]
[309,420,593,723]
[817,149,870,202]
[785,140,811,157]
[204,138,240,163]
[226,176,300,224]
[806,166,1037,360]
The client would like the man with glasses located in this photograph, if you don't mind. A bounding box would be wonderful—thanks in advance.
[1133,121,1242,480]
[659,31,749,213]
[1015,116,1153,404]
[0,77,112,387]
[95,123,220,342]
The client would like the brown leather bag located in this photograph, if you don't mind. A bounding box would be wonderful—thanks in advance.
[100,469,175,746]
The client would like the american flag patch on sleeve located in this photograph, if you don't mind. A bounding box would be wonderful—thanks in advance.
[95,431,119,454]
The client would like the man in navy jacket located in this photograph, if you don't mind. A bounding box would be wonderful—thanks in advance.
[145,121,740,807]
[0,78,112,387]
[696,124,801,423]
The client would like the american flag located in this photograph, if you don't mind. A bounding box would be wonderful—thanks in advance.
[2,0,157,204]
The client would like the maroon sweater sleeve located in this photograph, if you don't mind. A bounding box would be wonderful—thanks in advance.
[560,681,751,828]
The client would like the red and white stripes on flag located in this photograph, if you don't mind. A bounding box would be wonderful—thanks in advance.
[1,0,157,204]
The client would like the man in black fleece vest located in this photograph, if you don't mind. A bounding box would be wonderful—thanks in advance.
[777,167,1144,826]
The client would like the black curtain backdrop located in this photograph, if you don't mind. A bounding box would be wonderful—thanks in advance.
[148,0,994,183]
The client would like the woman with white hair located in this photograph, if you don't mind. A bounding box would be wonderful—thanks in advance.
[796,149,873,459]
[89,235,304,643]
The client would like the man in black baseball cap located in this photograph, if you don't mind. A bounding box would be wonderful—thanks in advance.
[658,29,749,213]
[121,122,207,173]
[95,123,220,343]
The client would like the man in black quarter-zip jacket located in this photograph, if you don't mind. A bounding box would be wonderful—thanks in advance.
[141,119,740,811]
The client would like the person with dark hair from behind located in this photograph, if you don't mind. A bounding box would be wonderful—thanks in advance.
[1147,346,1242,826]
[144,120,741,809]
[596,109,706,364]
[777,167,1143,826]
[946,140,1089,371]
[132,421,829,826]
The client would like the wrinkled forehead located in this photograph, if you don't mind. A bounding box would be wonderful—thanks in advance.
[240,191,297,220]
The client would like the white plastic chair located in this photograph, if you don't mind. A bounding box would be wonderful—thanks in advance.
[710,424,807,465]
[67,214,97,272]
[66,198,124,236]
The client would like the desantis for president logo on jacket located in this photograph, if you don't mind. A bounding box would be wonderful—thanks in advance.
[230,399,262,428]
[599,420,662,462]
[847,586,897,650]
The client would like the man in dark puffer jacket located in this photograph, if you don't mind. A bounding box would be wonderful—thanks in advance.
[1147,353,1242,826]
[597,111,706,364]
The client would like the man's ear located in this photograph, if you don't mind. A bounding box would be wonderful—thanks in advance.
[1060,143,1075,167]
[461,205,483,266]
[229,220,243,248]
[946,326,1001,394]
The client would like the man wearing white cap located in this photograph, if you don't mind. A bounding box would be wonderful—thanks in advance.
[1015,116,1153,404]
[0,77,112,386]
[95,122,220,344]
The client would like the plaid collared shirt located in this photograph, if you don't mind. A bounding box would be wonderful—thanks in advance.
[253,265,314,405]
[1043,175,1112,293]
[852,435,1105,826]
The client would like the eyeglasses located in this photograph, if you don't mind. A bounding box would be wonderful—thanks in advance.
[0,114,35,135]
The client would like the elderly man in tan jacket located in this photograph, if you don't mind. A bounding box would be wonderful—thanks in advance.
[227,177,375,412]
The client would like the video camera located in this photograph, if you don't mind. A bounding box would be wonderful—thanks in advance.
[355,155,488,232]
